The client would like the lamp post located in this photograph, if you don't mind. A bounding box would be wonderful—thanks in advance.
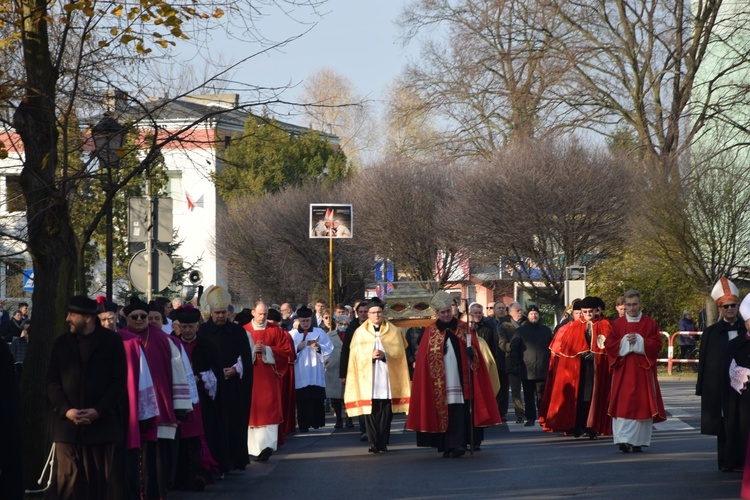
[92,114,126,301]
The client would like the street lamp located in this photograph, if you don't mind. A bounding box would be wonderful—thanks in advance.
[92,114,126,301]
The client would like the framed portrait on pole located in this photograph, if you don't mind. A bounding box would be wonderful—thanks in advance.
[309,204,353,238]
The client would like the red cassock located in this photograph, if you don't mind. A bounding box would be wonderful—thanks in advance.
[279,332,297,436]
[605,315,666,422]
[539,319,589,432]
[587,318,613,435]
[406,320,501,433]
[244,322,295,427]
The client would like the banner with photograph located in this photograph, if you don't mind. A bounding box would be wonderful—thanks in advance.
[310,204,353,238]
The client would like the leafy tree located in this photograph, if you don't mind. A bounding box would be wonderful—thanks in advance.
[216,114,351,201]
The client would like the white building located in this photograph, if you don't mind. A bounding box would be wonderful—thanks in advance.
[0,93,334,301]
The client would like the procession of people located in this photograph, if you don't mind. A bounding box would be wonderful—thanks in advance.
[3,282,750,499]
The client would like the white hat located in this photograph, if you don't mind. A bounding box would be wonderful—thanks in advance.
[711,277,739,307]
[739,292,750,322]
[204,285,229,311]
[430,291,454,312]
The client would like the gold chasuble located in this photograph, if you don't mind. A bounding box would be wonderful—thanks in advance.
[344,319,411,417]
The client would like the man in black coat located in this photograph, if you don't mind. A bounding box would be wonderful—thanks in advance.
[46,295,127,499]
[499,302,527,423]
[510,305,552,427]
[697,278,746,471]
[197,286,253,471]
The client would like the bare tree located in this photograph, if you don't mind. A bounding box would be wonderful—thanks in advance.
[399,0,572,157]
[638,143,750,324]
[300,67,377,166]
[544,0,750,184]
[347,156,463,285]
[452,140,634,312]
[218,181,370,304]
[381,76,444,160]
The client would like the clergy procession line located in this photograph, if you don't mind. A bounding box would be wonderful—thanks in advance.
[3,278,750,499]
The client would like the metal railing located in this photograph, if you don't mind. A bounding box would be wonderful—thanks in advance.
[657,331,702,375]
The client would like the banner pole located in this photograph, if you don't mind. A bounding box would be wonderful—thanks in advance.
[329,236,334,309]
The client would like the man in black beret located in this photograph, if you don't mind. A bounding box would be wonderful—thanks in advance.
[46,295,127,499]
[96,296,119,332]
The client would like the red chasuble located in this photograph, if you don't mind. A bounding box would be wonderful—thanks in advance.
[539,319,589,432]
[406,320,501,433]
[244,322,295,427]
[606,314,666,422]
[586,318,613,435]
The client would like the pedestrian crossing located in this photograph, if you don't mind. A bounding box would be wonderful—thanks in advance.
[500,404,696,433]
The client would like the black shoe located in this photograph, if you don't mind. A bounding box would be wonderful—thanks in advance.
[334,424,343,429]
[345,419,354,428]
[299,428,309,433]
[360,433,368,442]
[254,447,273,462]
[368,445,380,454]
[524,420,535,427]
[632,446,643,452]
[450,447,466,458]
[192,475,206,492]
[501,417,509,423]
[516,418,525,424]
[588,431,599,440]
[619,443,631,453]
[379,446,388,452]
[443,451,451,458]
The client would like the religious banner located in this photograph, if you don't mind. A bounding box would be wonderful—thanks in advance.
[309,204,353,238]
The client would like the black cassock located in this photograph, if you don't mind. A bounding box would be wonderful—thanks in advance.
[198,320,253,471]
[697,319,747,470]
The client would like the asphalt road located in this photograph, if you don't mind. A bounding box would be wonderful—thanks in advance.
[173,376,744,500]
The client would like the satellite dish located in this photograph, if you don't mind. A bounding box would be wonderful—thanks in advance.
[128,249,174,293]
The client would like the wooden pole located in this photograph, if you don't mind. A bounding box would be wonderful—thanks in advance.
[329,236,334,309]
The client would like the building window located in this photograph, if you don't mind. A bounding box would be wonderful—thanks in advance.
[166,171,183,199]
[5,176,25,212]
[3,259,25,298]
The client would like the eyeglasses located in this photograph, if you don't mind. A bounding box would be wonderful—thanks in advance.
[128,313,148,320]
[721,303,738,309]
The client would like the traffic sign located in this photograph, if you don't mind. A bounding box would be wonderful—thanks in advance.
[128,249,174,293]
